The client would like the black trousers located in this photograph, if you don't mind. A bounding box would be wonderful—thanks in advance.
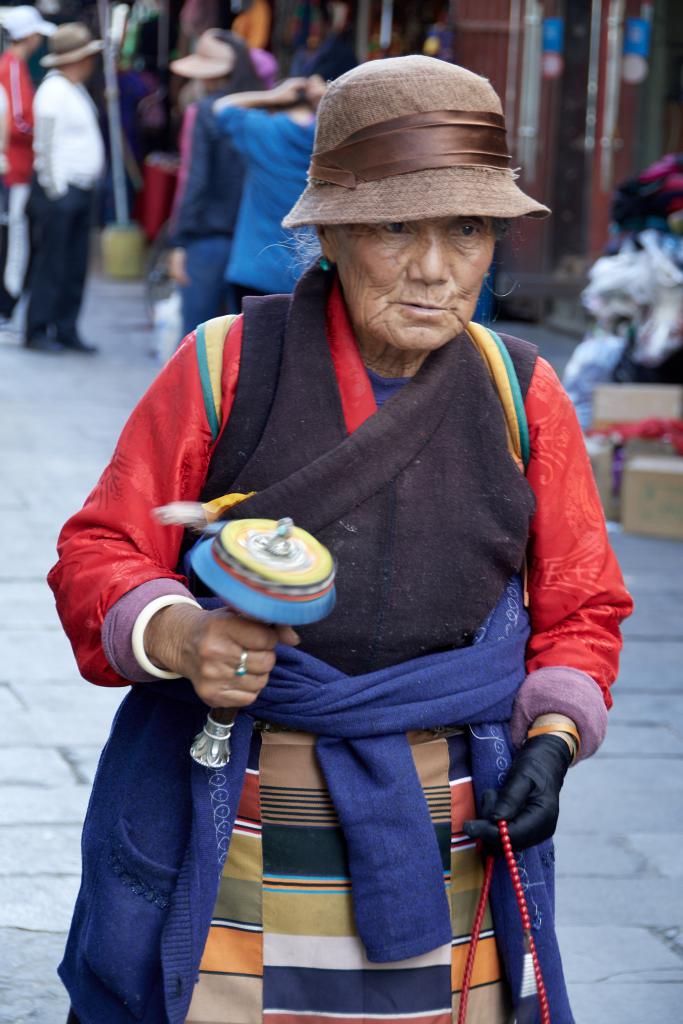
[26,182,92,343]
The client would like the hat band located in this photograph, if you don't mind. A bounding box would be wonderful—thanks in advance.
[309,109,510,189]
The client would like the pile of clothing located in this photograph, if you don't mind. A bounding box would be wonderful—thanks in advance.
[583,230,683,364]
[611,152,683,235]
[563,156,683,427]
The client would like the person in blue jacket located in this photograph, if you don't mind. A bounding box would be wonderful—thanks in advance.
[214,74,326,304]
[168,30,263,336]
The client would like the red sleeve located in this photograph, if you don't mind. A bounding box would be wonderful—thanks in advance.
[524,357,633,707]
[47,321,244,687]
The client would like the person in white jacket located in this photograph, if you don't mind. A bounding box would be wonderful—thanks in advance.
[0,6,55,326]
[26,23,104,352]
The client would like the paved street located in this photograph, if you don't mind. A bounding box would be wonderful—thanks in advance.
[0,277,681,1023]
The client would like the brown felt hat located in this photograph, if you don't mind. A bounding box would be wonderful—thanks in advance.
[283,56,550,228]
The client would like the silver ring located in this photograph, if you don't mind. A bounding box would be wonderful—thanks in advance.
[235,650,248,677]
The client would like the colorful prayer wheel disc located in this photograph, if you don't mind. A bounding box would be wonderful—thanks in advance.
[190,517,336,625]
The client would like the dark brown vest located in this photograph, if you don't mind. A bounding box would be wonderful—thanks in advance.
[200,268,537,675]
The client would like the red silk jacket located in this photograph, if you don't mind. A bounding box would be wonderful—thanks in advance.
[48,291,633,704]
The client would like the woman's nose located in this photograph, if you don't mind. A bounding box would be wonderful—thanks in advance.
[406,234,450,284]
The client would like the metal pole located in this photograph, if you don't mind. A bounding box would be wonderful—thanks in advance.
[379,0,394,51]
[600,0,625,192]
[505,0,523,144]
[517,0,543,183]
[98,0,129,224]
[584,0,603,159]
[581,0,603,257]
[355,0,371,63]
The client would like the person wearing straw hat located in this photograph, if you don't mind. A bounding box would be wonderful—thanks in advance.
[0,6,55,324]
[168,30,263,337]
[24,23,104,353]
[49,57,631,1024]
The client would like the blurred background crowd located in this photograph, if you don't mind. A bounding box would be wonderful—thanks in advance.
[0,0,682,539]
[0,1,679,340]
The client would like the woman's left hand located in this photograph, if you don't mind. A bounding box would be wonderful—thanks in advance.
[463,734,572,854]
[168,248,190,286]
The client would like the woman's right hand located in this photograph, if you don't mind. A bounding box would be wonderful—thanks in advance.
[144,603,298,708]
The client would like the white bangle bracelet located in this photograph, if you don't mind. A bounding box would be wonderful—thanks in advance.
[131,594,201,679]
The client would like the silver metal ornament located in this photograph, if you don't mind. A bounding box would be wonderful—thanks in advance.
[190,711,234,768]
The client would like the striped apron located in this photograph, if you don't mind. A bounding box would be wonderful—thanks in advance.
[186,727,511,1024]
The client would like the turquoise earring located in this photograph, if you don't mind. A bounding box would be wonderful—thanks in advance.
[319,256,332,271]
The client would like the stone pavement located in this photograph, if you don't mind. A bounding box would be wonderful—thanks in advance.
[0,281,681,1023]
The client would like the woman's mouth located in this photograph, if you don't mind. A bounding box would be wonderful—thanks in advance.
[398,301,450,317]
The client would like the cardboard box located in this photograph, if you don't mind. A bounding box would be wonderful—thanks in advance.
[585,435,619,521]
[623,437,677,460]
[592,384,683,429]
[621,456,683,540]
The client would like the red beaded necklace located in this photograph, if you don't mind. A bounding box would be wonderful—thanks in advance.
[457,820,551,1024]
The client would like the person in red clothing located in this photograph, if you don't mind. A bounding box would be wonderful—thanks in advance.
[0,6,55,322]
[49,59,632,1024]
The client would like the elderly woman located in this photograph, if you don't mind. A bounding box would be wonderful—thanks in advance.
[50,57,631,1024]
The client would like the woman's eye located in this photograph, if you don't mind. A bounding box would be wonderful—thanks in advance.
[458,221,479,237]
[386,222,406,234]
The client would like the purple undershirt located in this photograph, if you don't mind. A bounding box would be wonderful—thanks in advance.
[365,367,411,406]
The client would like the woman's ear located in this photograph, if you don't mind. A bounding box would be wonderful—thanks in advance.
[317,224,337,264]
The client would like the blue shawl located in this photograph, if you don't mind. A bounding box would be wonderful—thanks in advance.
[193,578,572,1021]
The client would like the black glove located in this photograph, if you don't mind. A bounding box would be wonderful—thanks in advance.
[463,734,572,855]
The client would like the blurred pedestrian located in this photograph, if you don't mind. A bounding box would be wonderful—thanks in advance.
[0,6,55,324]
[25,24,104,353]
[290,1,357,81]
[214,74,326,303]
[168,30,262,337]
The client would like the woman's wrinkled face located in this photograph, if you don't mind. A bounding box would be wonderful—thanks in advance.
[319,217,496,359]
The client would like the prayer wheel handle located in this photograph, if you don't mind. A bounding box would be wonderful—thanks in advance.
[185,517,336,768]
